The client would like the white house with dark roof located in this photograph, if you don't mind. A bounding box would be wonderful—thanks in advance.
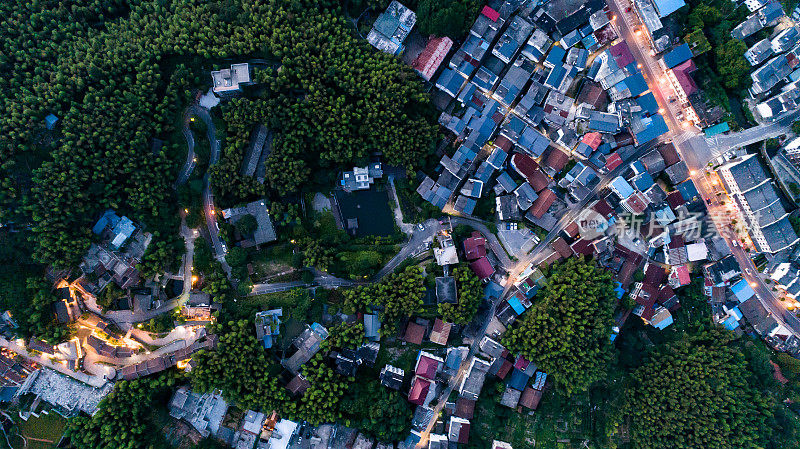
[717,154,799,253]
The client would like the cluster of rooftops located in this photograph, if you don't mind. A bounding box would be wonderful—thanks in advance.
[415,0,680,223]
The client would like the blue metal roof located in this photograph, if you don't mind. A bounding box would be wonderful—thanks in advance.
[610,176,635,199]
[633,172,655,191]
[582,34,598,51]
[677,179,699,201]
[704,122,730,136]
[484,280,504,300]
[663,43,693,69]
[508,369,530,391]
[636,92,659,116]
[634,114,668,144]
[625,72,649,97]
[545,45,566,66]
[495,171,517,192]
[653,0,686,17]
[508,296,526,315]
[436,68,466,97]
[731,279,755,303]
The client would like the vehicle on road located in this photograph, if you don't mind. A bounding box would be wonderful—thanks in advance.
[745,268,753,275]
[417,223,425,231]
[732,240,739,247]
[625,6,631,11]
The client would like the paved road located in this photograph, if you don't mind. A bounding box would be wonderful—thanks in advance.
[608,0,800,336]
[707,108,800,155]
[186,105,231,275]
[175,105,201,186]
[374,218,443,280]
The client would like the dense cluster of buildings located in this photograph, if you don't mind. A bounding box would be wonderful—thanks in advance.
[412,0,691,228]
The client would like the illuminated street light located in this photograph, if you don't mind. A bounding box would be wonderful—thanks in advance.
[190,117,195,122]
[637,63,643,69]
[690,170,697,176]
[750,282,758,288]
[658,108,665,114]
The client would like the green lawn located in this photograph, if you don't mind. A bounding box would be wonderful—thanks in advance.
[13,412,66,449]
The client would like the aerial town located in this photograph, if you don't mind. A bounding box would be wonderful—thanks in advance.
[3,0,800,448]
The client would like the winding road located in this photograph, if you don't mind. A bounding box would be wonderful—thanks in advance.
[178,103,231,275]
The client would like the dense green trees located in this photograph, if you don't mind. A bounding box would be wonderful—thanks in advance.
[715,39,750,90]
[190,319,293,413]
[1,0,437,274]
[235,214,258,236]
[627,328,773,449]
[439,267,482,324]
[416,0,483,39]
[66,375,177,449]
[342,266,425,328]
[502,258,616,396]
[342,380,413,441]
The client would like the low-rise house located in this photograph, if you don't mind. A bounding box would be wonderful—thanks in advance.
[380,364,405,390]
[254,309,282,349]
[717,154,799,253]
[367,1,416,55]
[746,39,774,66]
[412,37,454,81]
[435,276,458,304]
[459,356,491,400]
[340,163,383,192]
[281,323,329,374]
[448,416,471,444]
[404,321,426,345]
[286,374,311,396]
[211,63,251,94]
[221,200,277,246]
[429,319,452,345]
[492,16,535,63]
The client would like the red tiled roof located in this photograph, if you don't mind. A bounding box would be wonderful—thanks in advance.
[592,199,614,218]
[408,376,431,405]
[564,221,579,238]
[666,190,686,209]
[545,148,570,173]
[481,5,500,21]
[623,192,648,214]
[519,387,543,410]
[675,265,691,286]
[581,132,602,150]
[416,353,440,379]
[659,143,680,166]
[529,188,556,218]
[470,257,495,280]
[411,37,454,81]
[571,238,595,256]
[672,60,698,96]
[610,42,635,67]
[605,152,622,171]
[644,264,666,286]
[511,153,549,191]
[455,397,476,419]
[495,135,513,152]
[497,359,513,379]
[463,232,487,260]
[404,322,425,345]
[614,132,634,147]
[668,235,684,249]
[551,237,572,258]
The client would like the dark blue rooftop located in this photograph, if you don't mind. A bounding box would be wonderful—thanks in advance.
[663,43,693,69]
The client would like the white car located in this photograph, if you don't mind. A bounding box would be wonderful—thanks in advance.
[417,223,425,231]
